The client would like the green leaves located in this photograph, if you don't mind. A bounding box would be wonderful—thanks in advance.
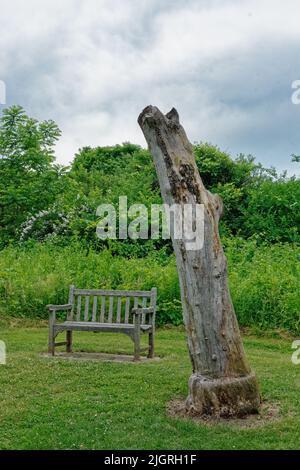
[0,106,60,169]
[242,180,300,243]
[0,106,62,246]
[193,142,300,242]
[0,105,299,249]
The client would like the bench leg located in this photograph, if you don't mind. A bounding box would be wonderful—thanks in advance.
[66,330,72,353]
[148,330,154,359]
[133,329,141,362]
[48,325,55,356]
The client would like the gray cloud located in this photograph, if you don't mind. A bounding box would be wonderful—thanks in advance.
[0,0,300,175]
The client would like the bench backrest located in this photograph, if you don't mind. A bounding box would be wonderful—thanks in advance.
[67,286,157,325]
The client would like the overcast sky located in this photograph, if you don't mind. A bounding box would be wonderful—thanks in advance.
[1,0,300,175]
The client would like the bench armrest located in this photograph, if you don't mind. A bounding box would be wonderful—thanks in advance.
[132,307,155,327]
[47,304,73,324]
[47,304,73,312]
[132,307,155,315]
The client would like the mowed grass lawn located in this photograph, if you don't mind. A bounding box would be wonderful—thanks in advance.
[0,322,300,450]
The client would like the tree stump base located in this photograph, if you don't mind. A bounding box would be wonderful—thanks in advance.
[186,372,261,417]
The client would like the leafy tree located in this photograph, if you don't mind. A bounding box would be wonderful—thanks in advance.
[1,106,299,248]
[193,143,300,242]
[72,143,140,174]
[65,142,300,247]
[0,106,63,246]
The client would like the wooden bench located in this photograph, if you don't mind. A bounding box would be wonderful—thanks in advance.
[47,286,157,361]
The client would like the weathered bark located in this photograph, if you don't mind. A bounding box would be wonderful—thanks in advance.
[138,106,260,417]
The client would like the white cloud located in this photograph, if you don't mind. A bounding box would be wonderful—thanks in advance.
[1,0,300,174]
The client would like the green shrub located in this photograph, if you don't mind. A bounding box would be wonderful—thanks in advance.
[225,237,300,332]
[240,179,300,242]
[0,242,181,324]
[0,240,299,333]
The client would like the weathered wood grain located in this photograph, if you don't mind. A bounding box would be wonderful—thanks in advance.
[47,287,157,360]
[138,105,260,416]
[73,288,152,297]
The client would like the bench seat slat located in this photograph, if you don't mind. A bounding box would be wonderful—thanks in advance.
[92,296,97,322]
[63,321,152,328]
[117,297,122,323]
[100,296,105,322]
[108,296,114,322]
[54,321,152,333]
[125,297,130,323]
[76,296,81,321]
[142,297,147,324]
[84,296,90,321]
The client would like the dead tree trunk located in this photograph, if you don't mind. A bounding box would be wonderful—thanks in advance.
[138,106,260,417]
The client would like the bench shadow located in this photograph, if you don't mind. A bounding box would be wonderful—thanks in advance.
[40,351,161,363]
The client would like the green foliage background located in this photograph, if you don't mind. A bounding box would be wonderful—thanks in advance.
[0,106,299,332]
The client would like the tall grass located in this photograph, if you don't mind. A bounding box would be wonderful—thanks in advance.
[225,238,300,332]
[0,239,299,332]
[0,242,180,325]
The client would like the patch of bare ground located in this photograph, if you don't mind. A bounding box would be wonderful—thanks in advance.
[167,398,282,428]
